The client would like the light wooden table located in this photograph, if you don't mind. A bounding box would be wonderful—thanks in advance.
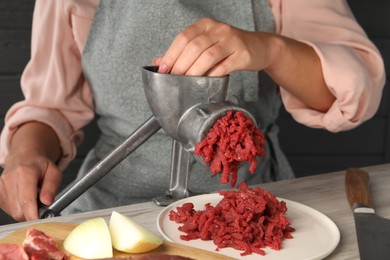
[2,163,390,259]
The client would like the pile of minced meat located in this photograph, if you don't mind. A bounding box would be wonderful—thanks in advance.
[169,183,295,256]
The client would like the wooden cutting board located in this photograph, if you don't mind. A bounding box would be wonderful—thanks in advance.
[0,222,235,260]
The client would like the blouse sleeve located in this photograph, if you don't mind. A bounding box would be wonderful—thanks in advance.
[0,0,96,170]
[269,0,386,132]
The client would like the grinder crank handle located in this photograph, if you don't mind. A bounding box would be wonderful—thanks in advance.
[345,167,373,210]
[39,116,161,218]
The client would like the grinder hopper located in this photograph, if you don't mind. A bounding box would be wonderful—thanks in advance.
[39,66,257,217]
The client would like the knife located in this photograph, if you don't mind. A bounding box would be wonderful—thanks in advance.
[345,167,390,260]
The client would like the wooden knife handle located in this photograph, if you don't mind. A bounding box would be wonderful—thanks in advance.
[345,167,372,209]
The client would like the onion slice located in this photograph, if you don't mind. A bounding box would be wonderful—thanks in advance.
[109,211,163,253]
[63,217,113,259]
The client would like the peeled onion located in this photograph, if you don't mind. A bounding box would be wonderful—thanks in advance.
[63,217,113,259]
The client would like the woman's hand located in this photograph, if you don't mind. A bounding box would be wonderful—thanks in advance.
[0,151,62,221]
[154,18,335,112]
[153,18,275,76]
[0,122,62,221]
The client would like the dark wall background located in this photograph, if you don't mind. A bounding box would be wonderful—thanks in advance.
[0,1,389,225]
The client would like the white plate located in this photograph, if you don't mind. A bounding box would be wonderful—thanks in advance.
[157,193,340,260]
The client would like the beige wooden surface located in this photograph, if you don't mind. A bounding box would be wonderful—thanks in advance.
[1,163,390,259]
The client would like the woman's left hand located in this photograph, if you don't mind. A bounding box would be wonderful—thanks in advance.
[154,17,334,112]
[153,18,275,77]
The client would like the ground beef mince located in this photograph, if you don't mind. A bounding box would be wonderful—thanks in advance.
[169,183,295,256]
[194,110,266,187]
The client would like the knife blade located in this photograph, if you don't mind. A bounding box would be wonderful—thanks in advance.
[345,167,390,260]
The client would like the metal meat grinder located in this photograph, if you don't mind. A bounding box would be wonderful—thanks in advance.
[39,66,257,218]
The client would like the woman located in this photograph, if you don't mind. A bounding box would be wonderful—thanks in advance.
[0,0,385,221]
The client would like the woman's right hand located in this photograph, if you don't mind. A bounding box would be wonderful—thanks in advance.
[0,122,62,222]
[0,151,62,221]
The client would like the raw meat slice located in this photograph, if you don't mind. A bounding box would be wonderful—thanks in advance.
[23,228,68,260]
[0,243,29,260]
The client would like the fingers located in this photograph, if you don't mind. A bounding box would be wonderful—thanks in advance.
[157,18,260,77]
[16,165,40,221]
[0,159,62,222]
[0,171,24,221]
[185,44,233,76]
[157,19,208,74]
[0,165,38,221]
[206,52,242,77]
[0,178,7,212]
[152,56,163,66]
[170,30,227,74]
[39,162,62,206]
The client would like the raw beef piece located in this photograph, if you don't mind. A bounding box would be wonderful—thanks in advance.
[0,243,29,260]
[23,228,68,260]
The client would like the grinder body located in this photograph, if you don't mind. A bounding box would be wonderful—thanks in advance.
[39,66,258,217]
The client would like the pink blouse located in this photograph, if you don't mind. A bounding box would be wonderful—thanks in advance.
[0,0,386,170]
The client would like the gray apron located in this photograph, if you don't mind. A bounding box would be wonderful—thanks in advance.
[62,0,294,215]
